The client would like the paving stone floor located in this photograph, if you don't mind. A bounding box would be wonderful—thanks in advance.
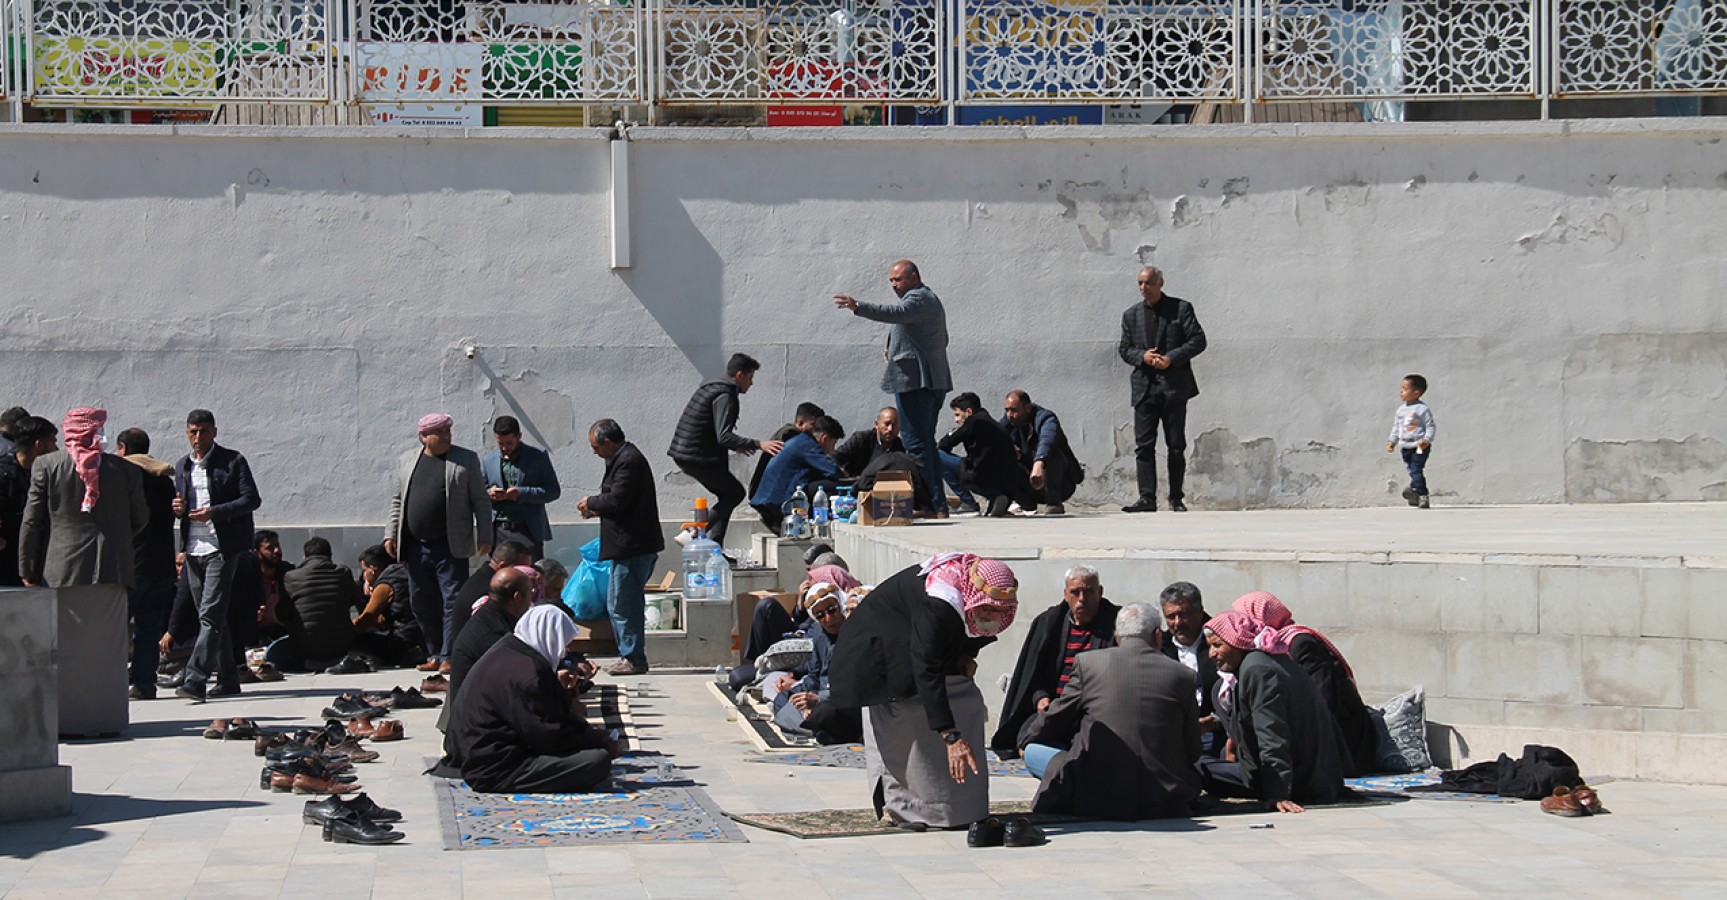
[3,669,1726,899]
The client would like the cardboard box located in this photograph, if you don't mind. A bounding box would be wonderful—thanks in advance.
[735,588,798,659]
[859,471,915,526]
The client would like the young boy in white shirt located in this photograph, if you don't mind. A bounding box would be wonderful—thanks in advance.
[1387,374,1436,509]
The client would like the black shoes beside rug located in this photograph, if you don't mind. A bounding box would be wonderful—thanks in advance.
[967,816,1046,848]
[304,794,406,845]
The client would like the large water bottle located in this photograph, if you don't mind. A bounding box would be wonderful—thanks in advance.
[812,486,831,541]
[705,549,730,601]
[682,533,720,599]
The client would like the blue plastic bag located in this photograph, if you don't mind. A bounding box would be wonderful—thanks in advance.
[562,538,611,621]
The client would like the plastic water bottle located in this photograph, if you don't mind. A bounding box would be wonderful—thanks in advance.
[682,533,720,599]
[812,486,831,540]
[705,549,729,601]
[714,664,728,685]
[790,484,811,539]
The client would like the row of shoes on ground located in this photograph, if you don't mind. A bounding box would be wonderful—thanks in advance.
[303,794,405,845]
[261,757,360,795]
[966,816,1047,847]
[1540,784,1607,817]
[254,721,385,761]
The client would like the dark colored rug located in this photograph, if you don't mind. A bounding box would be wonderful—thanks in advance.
[432,754,748,849]
[748,743,1035,779]
[1343,772,1518,803]
[708,680,812,750]
[586,683,639,752]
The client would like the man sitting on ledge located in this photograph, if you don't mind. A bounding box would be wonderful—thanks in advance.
[991,564,1119,757]
[448,605,622,793]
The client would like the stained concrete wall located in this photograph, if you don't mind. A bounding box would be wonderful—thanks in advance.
[2,119,1725,524]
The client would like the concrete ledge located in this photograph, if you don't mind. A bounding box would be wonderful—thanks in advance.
[0,765,73,821]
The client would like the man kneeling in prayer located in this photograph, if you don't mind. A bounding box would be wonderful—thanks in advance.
[448,605,622,792]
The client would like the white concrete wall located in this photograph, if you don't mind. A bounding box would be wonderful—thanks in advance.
[3,119,1725,526]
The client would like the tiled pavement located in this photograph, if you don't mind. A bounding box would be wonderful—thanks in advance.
[4,669,1726,899]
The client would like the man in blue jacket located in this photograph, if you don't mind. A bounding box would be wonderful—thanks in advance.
[172,409,263,703]
[750,416,845,532]
[1002,390,1082,516]
[482,416,561,561]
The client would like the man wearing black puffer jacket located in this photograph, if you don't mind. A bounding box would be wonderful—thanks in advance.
[272,537,364,671]
[666,352,783,545]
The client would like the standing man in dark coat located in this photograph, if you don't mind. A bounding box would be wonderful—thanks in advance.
[170,409,262,703]
[0,416,58,586]
[1119,266,1206,513]
[668,353,782,547]
[1198,611,1349,813]
[835,259,953,517]
[21,407,149,735]
[991,565,1120,756]
[482,415,561,561]
[578,419,664,676]
[116,427,179,699]
[1022,603,1203,820]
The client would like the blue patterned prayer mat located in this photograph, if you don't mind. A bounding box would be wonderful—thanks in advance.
[748,743,1036,779]
[1344,771,1518,803]
[432,754,749,849]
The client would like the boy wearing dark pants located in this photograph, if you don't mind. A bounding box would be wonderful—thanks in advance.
[1387,374,1435,508]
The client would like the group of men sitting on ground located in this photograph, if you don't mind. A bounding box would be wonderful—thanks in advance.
[668,354,1085,534]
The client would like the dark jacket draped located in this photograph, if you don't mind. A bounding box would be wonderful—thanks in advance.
[1288,632,1380,776]
[990,598,1120,754]
[1215,651,1349,805]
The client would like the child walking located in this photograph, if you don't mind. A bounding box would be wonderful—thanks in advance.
[1387,374,1435,508]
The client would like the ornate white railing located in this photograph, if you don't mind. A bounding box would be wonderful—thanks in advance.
[352,0,642,104]
[6,1,1727,111]
[958,0,1240,102]
[654,0,942,103]
[1553,0,1727,96]
[1256,1,1540,101]
[27,0,334,104]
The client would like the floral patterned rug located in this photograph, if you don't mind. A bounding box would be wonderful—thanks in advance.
[748,743,1035,779]
[432,754,748,849]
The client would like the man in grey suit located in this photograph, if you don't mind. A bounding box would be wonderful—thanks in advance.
[19,407,148,736]
[1020,602,1203,821]
[385,413,492,669]
[834,259,952,515]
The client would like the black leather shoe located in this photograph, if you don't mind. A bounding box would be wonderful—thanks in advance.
[321,696,389,720]
[302,795,347,825]
[389,687,442,709]
[1003,816,1047,847]
[324,655,373,676]
[210,683,242,698]
[1171,501,1188,512]
[174,683,207,703]
[1121,499,1158,513]
[966,817,1005,848]
[128,684,157,700]
[322,807,404,845]
[342,792,403,824]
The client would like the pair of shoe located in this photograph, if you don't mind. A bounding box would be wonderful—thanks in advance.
[1541,784,1607,818]
[415,659,442,672]
[607,659,649,676]
[966,816,1046,847]
[319,804,405,844]
[420,674,449,694]
[253,662,285,682]
[128,684,156,700]
[1034,503,1066,516]
[303,792,402,826]
[1121,499,1188,513]
[175,683,207,703]
[324,654,374,676]
[158,669,189,689]
[203,718,258,740]
[390,686,442,709]
[322,694,392,720]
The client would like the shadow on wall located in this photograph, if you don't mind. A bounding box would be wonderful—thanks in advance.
[616,195,725,377]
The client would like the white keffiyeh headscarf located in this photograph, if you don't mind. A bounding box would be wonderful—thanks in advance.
[513,604,578,666]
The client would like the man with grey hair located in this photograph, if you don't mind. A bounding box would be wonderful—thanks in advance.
[578,419,663,676]
[991,564,1120,756]
[1119,266,1206,513]
[1020,602,1204,820]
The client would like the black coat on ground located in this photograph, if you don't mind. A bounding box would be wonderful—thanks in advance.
[990,598,1120,755]
[448,634,607,791]
[828,564,993,733]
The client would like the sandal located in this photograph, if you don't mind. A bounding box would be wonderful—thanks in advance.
[226,718,258,741]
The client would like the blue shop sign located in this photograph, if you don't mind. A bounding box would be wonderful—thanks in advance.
[958,105,1102,126]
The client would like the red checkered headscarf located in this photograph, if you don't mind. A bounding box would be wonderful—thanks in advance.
[1205,610,1289,655]
[921,552,1018,638]
[61,407,106,513]
[1231,590,1354,681]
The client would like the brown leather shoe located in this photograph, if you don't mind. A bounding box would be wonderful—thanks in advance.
[421,674,449,693]
[326,740,381,764]
[606,659,648,676]
[438,661,452,675]
[1571,785,1607,814]
[416,659,441,672]
[269,772,296,793]
[346,718,376,739]
[202,718,229,740]
[369,720,404,742]
[1540,786,1586,817]
[293,773,361,795]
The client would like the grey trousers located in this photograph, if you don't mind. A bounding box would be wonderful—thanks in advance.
[184,550,240,689]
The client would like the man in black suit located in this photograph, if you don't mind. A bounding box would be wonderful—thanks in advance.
[991,565,1120,757]
[171,409,262,703]
[1022,602,1203,820]
[1160,581,1222,755]
[1119,266,1207,512]
[577,419,663,676]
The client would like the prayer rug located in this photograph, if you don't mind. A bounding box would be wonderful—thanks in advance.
[1344,771,1519,803]
[432,754,748,849]
[728,800,1072,839]
[747,743,1035,779]
[590,683,638,752]
[707,680,816,751]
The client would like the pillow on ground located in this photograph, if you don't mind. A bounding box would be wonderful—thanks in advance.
[755,638,814,676]
[1373,684,1432,773]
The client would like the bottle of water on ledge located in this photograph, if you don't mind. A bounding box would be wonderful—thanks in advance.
[683,533,720,599]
